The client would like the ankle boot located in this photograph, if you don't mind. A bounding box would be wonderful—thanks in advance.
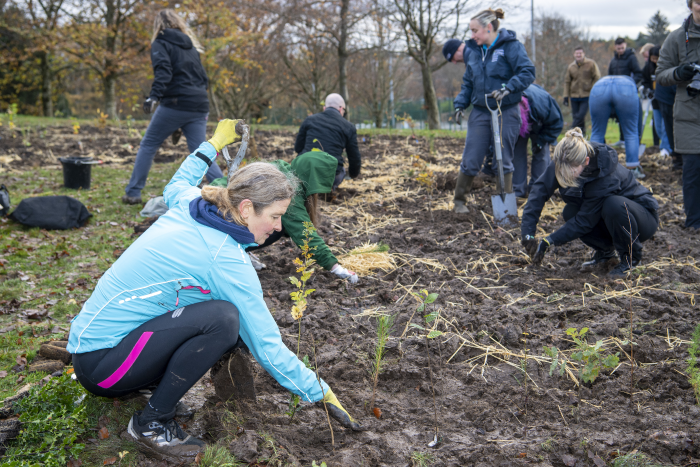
[497,172,514,193]
[453,172,474,214]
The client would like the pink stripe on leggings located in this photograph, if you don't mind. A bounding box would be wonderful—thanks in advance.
[98,332,153,388]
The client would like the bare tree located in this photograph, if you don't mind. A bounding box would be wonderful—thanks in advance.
[391,0,464,129]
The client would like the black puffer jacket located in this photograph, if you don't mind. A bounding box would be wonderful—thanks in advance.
[608,48,642,83]
[294,109,361,178]
[521,143,658,245]
[149,29,209,113]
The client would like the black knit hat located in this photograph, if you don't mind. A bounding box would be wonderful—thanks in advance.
[442,39,463,62]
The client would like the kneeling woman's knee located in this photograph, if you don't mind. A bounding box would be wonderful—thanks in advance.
[209,300,240,332]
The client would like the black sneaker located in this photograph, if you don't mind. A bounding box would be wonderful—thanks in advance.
[582,250,617,268]
[127,411,204,462]
[608,255,641,278]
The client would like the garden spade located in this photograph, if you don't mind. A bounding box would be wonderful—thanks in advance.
[220,120,250,184]
[485,95,518,227]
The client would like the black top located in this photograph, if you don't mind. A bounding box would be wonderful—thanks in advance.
[149,29,209,113]
[294,108,362,178]
[608,48,642,84]
[521,143,658,245]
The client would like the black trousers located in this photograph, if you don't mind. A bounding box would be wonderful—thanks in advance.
[562,195,658,257]
[73,300,240,413]
[683,155,700,229]
[571,98,589,133]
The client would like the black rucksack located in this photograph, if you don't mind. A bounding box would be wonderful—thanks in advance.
[9,195,91,230]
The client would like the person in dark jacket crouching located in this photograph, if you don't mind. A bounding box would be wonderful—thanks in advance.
[123,9,223,205]
[521,128,659,278]
[513,84,563,199]
[295,93,361,190]
[452,8,536,213]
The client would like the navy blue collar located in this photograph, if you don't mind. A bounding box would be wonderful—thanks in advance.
[189,197,256,245]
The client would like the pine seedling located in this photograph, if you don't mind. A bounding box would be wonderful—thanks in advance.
[370,314,395,414]
[289,221,317,356]
[686,323,700,405]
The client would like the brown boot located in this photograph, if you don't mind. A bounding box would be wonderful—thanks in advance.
[453,172,474,214]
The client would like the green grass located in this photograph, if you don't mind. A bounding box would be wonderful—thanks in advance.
[0,159,181,464]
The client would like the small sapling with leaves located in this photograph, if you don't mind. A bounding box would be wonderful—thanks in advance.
[289,221,317,355]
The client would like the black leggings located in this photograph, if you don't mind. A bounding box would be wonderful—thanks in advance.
[562,195,658,257]
[72,300,240,413]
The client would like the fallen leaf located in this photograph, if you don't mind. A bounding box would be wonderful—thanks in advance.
[16,375,25,383]
[195,452,203,464]
[67,459,83,467]
[16,354,27,366]
[103,457,117,465]
[67,299,77,305]
[0,371,6,378]
[372,407,382,419]
[98,415,110,428]
[561,454,577,467]
[517,453,527,458]
[98,426,109,439]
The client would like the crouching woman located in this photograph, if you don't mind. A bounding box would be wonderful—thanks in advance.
[67,120,360,462]
[520,128,659,277]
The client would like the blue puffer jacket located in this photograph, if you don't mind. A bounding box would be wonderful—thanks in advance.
[523,84,563,144]
[454,29,536,112]
[67,142,329,403]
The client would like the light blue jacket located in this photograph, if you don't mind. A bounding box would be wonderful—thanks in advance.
[67,142,329,403]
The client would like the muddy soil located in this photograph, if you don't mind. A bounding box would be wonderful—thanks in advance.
[6,124,700,466]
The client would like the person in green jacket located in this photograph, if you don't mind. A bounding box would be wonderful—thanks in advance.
[211,150,359,283]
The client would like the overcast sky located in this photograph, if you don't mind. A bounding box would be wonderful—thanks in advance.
[503,0,691,40]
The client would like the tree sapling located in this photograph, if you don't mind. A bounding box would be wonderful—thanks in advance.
[370,313,395,416]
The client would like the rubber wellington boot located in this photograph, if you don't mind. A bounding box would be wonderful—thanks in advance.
[496,172,514,193]
[453,172,474,214]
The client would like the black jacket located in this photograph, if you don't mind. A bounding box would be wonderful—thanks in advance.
[521,143,658,245]
[295,109,361,178]
[641,58,677,107]
[522,84,563,145]
[149,29,209,113]
[608,48,642,84]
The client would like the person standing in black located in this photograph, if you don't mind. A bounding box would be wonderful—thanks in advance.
[295,93,361,190]
[123,9,223,205]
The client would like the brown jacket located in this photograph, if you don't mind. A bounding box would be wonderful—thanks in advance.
[564,58,601,98]
[657,17,700,154]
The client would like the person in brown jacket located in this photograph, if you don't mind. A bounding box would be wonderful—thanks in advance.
[564,46,601,135]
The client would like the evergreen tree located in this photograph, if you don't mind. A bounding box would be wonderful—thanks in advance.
[642,10,670,46]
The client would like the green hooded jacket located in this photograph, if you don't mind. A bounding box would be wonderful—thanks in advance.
[210,151,339,270]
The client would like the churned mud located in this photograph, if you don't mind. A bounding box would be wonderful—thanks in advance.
[5,126,700,466]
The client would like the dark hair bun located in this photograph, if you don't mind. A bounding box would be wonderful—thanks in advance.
[494,8,505,19]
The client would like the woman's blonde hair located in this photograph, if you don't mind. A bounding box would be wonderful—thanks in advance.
[552,127,593,188]
[639,42,655,56]
[201,162,299,225]
[152,9,204,53]
[471,8,505,31]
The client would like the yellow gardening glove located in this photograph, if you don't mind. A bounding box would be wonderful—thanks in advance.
[322,388,362,431]
[208,119,243,152]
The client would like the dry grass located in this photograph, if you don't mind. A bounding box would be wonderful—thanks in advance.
[337,242,396,275]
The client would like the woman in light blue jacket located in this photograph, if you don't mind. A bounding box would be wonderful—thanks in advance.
[68,120,359,461]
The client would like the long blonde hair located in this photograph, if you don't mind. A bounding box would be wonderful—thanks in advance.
[552,128,593,188]
[201,162,299,225]
[471,8,505,31]
[152,9,204,53]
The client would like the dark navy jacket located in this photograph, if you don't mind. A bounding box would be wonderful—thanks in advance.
[521,143,658,245]
[608,47,642,84]
[522,84,563,145]
[150,29,209,113]
[454,29,536,112]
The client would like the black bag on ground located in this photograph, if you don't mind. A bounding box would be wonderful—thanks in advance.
[0,185,9,217]
[9,195,91,230]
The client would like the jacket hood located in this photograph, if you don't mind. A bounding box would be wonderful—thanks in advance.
[156,28,193,49]
[580,142,618,181]
[465,29,519,51]
[189,197,256,245]
[290,151,338,197]
[615,47,635,60]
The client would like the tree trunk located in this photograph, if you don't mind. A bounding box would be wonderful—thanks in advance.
[39,51,53,117]
[103,74,117,119]
[338,0,350,118]
[419,63,440,130]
